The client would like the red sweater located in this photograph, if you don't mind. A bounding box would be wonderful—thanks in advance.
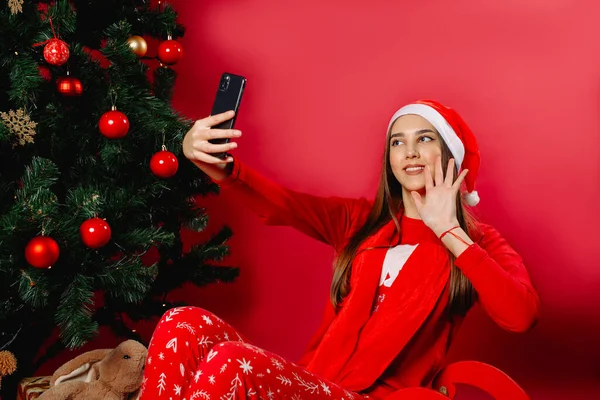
[214,160,540,399]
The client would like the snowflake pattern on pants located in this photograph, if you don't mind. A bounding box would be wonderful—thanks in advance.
[140,307,371,400]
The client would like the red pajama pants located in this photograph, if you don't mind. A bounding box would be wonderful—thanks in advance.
[140,307,369,400]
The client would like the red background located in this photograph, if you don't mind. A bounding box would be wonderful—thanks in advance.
[39,1,600,399]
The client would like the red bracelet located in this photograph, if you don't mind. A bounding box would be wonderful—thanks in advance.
[439,226,460,240]
[439,226,471,246]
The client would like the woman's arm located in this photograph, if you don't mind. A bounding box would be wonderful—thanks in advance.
[212,158,370,251]
[449,223,540,332]
[183,112,370,251]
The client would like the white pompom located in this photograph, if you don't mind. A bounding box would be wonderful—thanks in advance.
[463,191,480,206]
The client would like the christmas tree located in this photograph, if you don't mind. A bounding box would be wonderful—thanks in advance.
[0,0,238,393]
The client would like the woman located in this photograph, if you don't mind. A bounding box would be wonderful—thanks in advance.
[140,99,539,399]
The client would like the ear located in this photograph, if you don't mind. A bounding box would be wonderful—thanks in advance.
[51,349,111,386]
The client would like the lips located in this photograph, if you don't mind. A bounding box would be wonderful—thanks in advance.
[403,164,425,175]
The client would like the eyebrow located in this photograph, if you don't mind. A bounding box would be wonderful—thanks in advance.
[390,129,437,139]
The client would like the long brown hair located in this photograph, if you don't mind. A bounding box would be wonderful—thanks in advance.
[330,125,480,318]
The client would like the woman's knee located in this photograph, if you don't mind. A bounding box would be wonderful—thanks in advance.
[158,306,217,326]
[204,342,258,371]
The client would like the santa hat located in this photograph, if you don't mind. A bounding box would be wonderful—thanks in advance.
[388,99,481,206]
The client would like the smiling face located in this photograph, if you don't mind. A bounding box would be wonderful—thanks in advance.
[388,114,444,195]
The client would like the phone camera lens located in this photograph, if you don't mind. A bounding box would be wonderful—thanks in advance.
[219,75,230,91]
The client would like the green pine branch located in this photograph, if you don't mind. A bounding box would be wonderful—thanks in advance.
[55,274,98,348]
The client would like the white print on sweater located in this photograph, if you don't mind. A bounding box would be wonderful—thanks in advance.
[379,244,418,287]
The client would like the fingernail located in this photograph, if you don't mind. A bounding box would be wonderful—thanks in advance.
[230,143,237,148]
[234,130,242,136]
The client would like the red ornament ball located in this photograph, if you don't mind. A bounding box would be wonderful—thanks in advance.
[157,39,183,65]
[99,109,130,139]
[56,76,83,96]
[25,236,60,268]
[150,150,179,178]
[80,218,112,248]
[43,39,70,66]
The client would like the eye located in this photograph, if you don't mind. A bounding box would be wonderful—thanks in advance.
[391,139,402,147]
[123,355,131,359]
[419,136,434,143]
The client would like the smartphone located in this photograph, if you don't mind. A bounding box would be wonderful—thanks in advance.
[209,72,247,159]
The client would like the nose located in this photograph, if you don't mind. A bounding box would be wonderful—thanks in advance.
[406,145,419,159]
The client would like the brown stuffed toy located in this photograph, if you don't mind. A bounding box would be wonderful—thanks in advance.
[39,339,147,400]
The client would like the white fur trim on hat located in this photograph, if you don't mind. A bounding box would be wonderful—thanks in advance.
[388,104,465,172]
[463,191,480,206]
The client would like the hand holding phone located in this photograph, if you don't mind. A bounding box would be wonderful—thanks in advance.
[208,73,246,158]
[181,110,242,180]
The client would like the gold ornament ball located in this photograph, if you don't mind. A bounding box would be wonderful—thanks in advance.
[127,35,147,57]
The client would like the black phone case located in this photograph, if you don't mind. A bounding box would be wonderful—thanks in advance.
[209,73,246,158]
